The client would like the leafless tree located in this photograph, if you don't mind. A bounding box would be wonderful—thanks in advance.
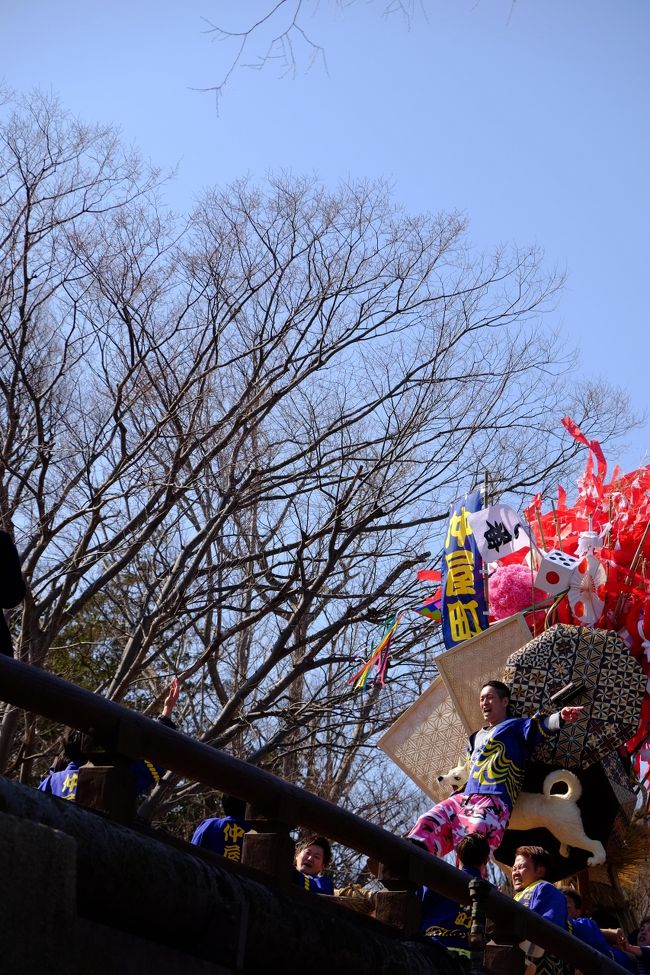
[197,2,522,105]
[198,0,426,104]
[0,93,634,841]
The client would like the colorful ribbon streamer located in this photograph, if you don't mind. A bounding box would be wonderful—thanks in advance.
[349,613,402,690]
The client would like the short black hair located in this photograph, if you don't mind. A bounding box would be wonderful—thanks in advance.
[457,834,490,869]
[296,833,332,866]
[222,795,247,819]
[482,680,511,700]
[52,728,87,772]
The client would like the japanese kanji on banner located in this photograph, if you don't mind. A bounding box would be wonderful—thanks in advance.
[441,490,488,648]
[467,503,534,563]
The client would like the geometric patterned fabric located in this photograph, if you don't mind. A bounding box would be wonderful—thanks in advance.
[436,614,532,733]
[503,624,646,769]
[378,676,467,802]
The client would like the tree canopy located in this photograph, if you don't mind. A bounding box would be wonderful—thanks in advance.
[0,93,633,847]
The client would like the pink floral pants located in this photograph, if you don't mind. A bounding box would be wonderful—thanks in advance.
[407,793,510,857]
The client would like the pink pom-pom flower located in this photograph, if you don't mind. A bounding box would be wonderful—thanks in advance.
[489,563,547,621]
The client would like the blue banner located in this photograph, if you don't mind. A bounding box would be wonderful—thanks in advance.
[441,490,487,649]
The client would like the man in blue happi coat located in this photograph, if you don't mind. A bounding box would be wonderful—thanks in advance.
[408,680,583,858]
[563,887,635,971]
[419,833,490,964]
[512,845,568,975]
[191,795,251,862]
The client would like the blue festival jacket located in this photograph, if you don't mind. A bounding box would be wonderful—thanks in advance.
[465,715,556,811]
[191,816,251,862]
[293,871,334,895]
[419,866,482,951]
[514,879,568,927]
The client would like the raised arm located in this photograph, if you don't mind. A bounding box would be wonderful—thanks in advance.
[161,677,181,719]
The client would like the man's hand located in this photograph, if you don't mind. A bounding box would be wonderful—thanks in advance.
[560,705,584,724]
[161,677,181,718]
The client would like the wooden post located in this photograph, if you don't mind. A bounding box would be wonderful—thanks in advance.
[373,862,421,935]
[241,801,295,888]
[76,760,138,824]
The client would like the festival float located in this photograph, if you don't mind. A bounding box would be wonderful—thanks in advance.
[357,418,649,914]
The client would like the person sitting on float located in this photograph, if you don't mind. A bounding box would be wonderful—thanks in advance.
[408,680,583,858]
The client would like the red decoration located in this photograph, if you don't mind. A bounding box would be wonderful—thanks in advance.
[522,419,650,763]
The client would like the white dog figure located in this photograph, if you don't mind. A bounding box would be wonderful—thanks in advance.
[437,764,606,866]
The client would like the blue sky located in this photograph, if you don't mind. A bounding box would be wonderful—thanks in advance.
[2,0,648,474]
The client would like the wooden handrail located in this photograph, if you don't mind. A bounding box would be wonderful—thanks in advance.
[0,655,630,974]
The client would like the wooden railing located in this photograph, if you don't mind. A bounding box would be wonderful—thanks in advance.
[0,655,630,974]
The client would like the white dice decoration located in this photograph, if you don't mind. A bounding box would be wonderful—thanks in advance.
[535,549,581,595]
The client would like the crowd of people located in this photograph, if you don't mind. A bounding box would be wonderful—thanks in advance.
[29,666,650,971]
